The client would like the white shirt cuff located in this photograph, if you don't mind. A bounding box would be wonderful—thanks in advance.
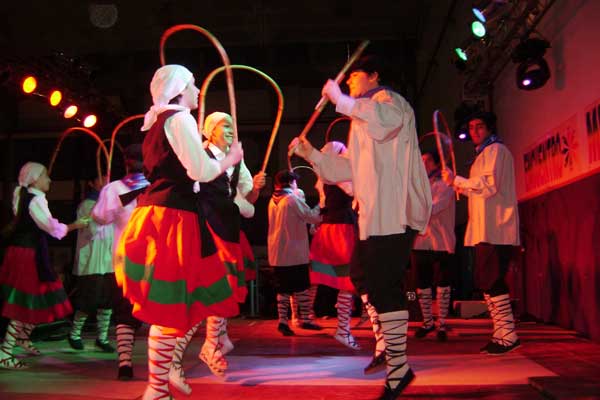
[335,94,356,116]
[453,175,467,189]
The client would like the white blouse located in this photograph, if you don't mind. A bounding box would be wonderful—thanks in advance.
[413,175,456,253]
[453,142,520,246]
[26,188,68,240]
[268,190,321,266]
[308,88,432,240]
[163,108,227,182]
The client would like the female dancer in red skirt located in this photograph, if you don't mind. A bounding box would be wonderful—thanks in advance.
[309,141,361,350]
[0,162,83,369]
[114,64,243,400]
[168,111,266,395]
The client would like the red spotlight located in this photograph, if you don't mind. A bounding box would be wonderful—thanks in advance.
[22,76,37,93]
[83,114,97,128]
[49,90,62,106]
[64,105,78,118]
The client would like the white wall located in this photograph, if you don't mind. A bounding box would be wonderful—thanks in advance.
[494,0,600,199]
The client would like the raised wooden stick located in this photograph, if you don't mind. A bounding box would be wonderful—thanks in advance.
[287,40,370,167]
[199,65,284,174]
[160,24,238,142]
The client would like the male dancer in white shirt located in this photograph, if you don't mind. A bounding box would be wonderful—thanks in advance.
[290,55,431,399]
[442,111,520,355]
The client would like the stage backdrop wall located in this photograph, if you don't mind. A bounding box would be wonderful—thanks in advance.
[494,0,600,340]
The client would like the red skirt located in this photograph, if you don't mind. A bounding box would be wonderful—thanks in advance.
[240,231,257,282]
[115,205,242,335]
[0,246,72,324]
[210,223,247,303]
[309,223,356,292]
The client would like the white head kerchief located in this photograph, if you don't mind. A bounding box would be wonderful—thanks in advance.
[13,162,46,214]
[321,141,347,155]
[203,111,231,140]
[141,65,194,131]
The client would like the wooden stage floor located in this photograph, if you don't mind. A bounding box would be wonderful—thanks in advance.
[1,317,599,399]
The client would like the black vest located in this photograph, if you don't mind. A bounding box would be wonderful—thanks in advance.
[137,110,197,212]
[322,184,356,225]
[7,192,56,282]
[195,147,241,244]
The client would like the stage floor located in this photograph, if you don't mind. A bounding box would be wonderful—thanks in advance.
[1,317,599,399]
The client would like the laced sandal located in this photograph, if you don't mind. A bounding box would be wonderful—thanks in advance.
[199,344,228,377]
[334,331,361,350]
[168,364,192,395]
[0,355,28,370]
[378,368,415,399]
[16,339,41,356]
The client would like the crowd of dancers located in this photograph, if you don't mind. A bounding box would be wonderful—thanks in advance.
[0,53,521,400]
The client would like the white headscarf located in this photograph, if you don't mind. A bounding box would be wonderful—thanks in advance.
[13,162,46,215]
[141,64,194,131]
[321,141,347,155]
[203,111,231,141]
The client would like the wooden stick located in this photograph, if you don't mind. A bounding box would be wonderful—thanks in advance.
[287,40,370,166]
[433,109,459,199]
[314,40,370,111]
[199,65,284,174]
[324,116,351,144]
[160,24,238,142]
[107,114,144,181]
[49,127,109,179]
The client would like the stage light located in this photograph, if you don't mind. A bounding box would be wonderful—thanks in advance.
[471,21,486,38]
[452,37,477,71]
[458,132,468,140]
[472,7,486,23]
[512,38,551,91]
[455,47,468,62]
[22,76,37,93]
[471,1,509,25]
[83,114,97,128]
[516,58,550,90]
[49,90,62,106]
[64,105,78,118]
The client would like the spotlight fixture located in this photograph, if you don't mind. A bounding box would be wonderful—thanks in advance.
[512,38,551,91]
[455,47,468,62]
[83,114,97,128]
[49,90,63,106]
[16,63,107,128]
[471,21,486,38]
[452,35,479,72]
[64,105,78,118]
[516,58,550,90]
[472,0,508,24]
[472,7,487,23]
[22,76,37,93]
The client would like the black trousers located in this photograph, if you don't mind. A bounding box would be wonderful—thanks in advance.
[271,264,310,294]
[350,229,417,314]
[412,250,453,289]
[474,243,515,297]
[113,294,142,329]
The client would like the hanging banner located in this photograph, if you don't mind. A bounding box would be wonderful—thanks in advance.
[585,98,600,166]
[522,114,582,195]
